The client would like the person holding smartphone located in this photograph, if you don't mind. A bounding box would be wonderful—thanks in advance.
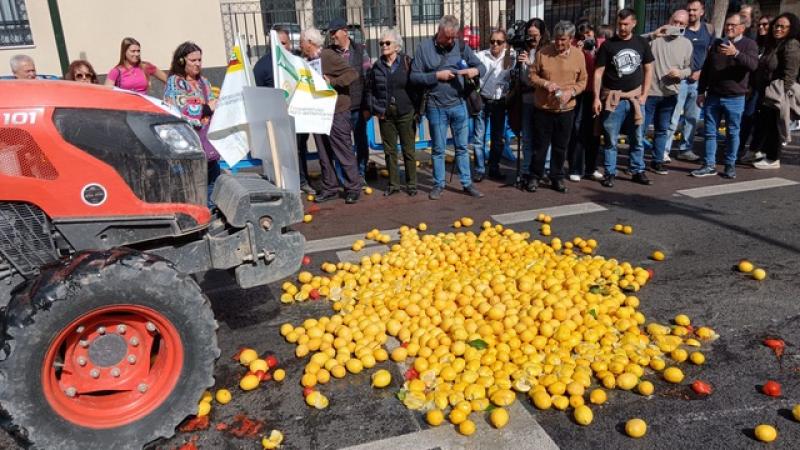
[694,13,758,179]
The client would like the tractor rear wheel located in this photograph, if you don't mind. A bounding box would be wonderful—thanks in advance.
[0,249,219,450]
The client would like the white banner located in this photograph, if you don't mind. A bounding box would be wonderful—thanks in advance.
[207,36,254,166]
[270,30,337,134]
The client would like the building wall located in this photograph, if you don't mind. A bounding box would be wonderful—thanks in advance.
[1,0,229,78]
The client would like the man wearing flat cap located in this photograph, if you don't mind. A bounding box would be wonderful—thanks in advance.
[327,18,372,187]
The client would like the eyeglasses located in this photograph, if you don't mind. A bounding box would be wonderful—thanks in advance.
[774,24,789,30]
[379,41,393,47]
[758,22,770,27]
[724,23,741,28]
[75,73,91,80]
[490,39,506,45]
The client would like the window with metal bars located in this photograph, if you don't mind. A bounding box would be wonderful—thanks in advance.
[364,0,396,27]
[411,0,443,24]
[313,0,347,29]
[0,0,32,47]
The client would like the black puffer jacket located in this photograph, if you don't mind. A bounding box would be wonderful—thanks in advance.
[366,54,415,116]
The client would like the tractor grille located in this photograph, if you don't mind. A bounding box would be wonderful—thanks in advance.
[0,202,57,277]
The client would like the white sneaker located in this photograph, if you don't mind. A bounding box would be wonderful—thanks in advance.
[590,170,603,181]
[569,174,581,182]
[663,153,672,164]
[741,151,765,163]
[753,159,780,169]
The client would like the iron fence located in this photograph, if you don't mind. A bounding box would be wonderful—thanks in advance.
[221,0,717,63]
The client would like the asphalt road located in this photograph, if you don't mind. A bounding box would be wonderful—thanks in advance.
[2,142,800,450]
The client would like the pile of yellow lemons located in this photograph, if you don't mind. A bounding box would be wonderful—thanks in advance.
[279,219,717,435]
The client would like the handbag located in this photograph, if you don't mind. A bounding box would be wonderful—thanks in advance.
[197,79,221,161]
[464,80,483,116]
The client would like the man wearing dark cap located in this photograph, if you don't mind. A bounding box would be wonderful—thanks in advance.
[328,18,372,187]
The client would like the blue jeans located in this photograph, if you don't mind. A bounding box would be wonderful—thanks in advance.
[601,98,645,176]
[644,95,678,164]
[427,102,472,188]
[470,109,487,174]
[666,80,700,154]
[703,94,745,167]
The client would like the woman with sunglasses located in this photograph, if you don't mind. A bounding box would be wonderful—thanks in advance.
[748,13,800,169]
[365,29,418,196]
[471,30,515,182]
[739,15,773,161]
[105,37,167,94]
[64,60,98,84]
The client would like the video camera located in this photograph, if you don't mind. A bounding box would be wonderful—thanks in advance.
[507,20,531,52]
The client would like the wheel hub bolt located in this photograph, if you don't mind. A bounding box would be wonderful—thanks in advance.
[76,326,85,334]
[77,357,87,366]
[65,387,77,397]
[89,369,100,379]
[145,322,157,333]
[127,355,137,364]
[130,337,139,347]
[97,326,106,335]
[110,368,121,377]
[79,340,89,348]
[138,383,148,393]
[116,324,127,334]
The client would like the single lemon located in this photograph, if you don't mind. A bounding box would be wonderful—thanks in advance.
[625,418,647,438]
[303,214,313,223]
[752,268,767,280]
[240,374,260,391]
[623,225,633,235]
[663,367,684,384]
[613,224,624,232]
[449,408,467,425]
[674,314,690,326]
[689,352,705,365]
[426,409,445,426]
[371,369,391,388]
[200,390,213,403]
[791,404,800,421]
[261,430,284,449]
[345,358,363,374]
[249,359,268,373]
[365,187,374,195]
[458,419,476,436]
[531,390,552,410]
[215,389,232,405]
[461,217,474,227]
[574,405,593,426]
[306,194,315,201]
[589,389,607,405]
[272,368,286,382]
[239,348,258,366]
[651,251,665,261]
[754,424,777,442]
[490,407,509,428]
[418,222,427,231]
[617,372,638,390]
[738,260,754,273]
[197,401,211,416]
[637,380,654,396]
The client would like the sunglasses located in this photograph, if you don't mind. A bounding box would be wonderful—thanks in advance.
[490,39,505,45]
[379,41,393,46]
[774,24,789,30]
[758,22,770,27]
[75,73,92,80]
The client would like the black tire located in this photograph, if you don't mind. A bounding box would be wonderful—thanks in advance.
[0,249,219,450]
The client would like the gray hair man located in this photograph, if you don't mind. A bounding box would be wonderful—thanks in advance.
[528,21,587,193]
[327,17,372,185]
[409,15,486,200]
[643,10,693,176]
[9,54,37,79]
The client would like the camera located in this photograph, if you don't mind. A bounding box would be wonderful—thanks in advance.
[582,38,596,52]
[508,21,529,52]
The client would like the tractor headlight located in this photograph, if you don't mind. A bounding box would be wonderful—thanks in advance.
[154,123,203,155]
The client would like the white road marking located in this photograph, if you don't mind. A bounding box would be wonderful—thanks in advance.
[305,229,400,254]
[336,246,391,263]
[676,177,798,198]
[342,402,559,450]
[491,202,607,225]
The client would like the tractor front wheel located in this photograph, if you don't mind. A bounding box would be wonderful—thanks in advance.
[0,249,219,450]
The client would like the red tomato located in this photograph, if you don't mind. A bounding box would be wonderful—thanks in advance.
[762,380,781,397]
[302,255,312,265]
[763,338,785,358]
[404,368,419,380]
[266,355,279,368]
[691,380,713,396]
[303,387,314,397]
[309,289,320,300]
[646,268,655,279]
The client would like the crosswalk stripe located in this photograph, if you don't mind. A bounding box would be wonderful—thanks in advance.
[491,202,607,225]
[676,177,798,198]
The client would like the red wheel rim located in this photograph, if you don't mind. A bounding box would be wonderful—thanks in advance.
[41,305,184,429]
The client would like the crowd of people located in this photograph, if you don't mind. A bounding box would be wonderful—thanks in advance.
[7,1,798,206]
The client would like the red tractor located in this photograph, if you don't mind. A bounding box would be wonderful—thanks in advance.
[0,81,304,449]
